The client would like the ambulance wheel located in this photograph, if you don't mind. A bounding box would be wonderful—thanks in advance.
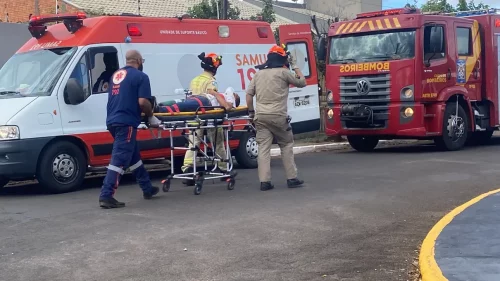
[227,178,235,190]
[347,136,379,152]
[37,141,87,194]
[235,132,258,169]
[435,102,468,151]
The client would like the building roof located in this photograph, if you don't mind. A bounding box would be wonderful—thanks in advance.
[63,0,297,30]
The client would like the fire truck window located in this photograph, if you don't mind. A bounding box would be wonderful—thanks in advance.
[69,55,91,100]
[456,27,472,56]
[286,42,311,77]
[91,52,119,94]
[423,25,445,61]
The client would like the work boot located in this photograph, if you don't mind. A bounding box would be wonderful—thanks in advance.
[99,197,126,209]
[287,178,304,188]
[182,167,195,186]
[260,182,274,191]
[143,186,160,200]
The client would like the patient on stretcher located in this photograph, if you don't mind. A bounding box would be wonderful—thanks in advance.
[157,87,241,113]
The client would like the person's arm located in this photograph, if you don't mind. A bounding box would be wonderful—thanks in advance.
[214,94,233,110]
[284,68,307,88]
[245,77,256,113]
[138,74,154,117]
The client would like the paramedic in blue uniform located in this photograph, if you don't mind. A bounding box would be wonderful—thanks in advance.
[99,49,161,209]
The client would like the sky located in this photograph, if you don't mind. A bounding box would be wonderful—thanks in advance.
[382,0,499,9]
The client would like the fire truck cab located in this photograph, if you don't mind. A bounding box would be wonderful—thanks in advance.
[317,8,500,152]
[0,13,320,193]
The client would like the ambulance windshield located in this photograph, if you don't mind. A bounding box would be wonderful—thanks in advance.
[329,30,415,64]
[0,47,77,98]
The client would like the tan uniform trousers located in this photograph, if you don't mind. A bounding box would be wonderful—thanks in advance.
[181,127,228,172]
[255,114,297,182]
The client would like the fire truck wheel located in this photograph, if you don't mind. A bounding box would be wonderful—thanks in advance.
[36,141,87,194]
[235,132,258,169]
[435,102,469,151]
[347,136,379,152]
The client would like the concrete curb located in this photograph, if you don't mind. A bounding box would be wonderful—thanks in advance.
[419,188,500,281]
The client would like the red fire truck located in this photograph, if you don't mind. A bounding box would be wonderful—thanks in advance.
[317,8,500,151]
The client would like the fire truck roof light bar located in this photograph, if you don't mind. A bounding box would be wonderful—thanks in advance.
[422,8,499,17]
[356,7,419,19]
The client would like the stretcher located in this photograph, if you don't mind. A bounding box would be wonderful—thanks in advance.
[142,104,254,195]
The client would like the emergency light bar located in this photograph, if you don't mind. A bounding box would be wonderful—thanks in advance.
[452,8,498,17]
[28,12,87,39]
[356,7,419,19]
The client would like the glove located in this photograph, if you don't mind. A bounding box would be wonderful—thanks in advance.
[288,53,298,70]
[148,116,161,128]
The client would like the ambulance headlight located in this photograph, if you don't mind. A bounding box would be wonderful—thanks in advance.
[327,90,333,103]
[0,126,19,140]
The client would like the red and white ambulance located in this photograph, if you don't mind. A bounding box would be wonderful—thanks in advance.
[0,13,320,193]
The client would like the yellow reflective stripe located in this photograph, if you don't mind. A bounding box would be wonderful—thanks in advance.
[341,23,353,33]
[368,21,375,30]
[376,20,383,29]
[349,22,360,33]
[356,21,367,31]
[335,23,346,34]
[384,18,392,28]
[393,18,401,28]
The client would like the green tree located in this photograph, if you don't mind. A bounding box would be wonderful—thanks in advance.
[457,0,468,11]
[187,0,241,20]
[467,0,490,10]
[420,0,455,13]
[404,0,418,9]
[250,0,276,24]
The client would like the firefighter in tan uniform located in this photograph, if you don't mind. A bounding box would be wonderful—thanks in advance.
[181,52,230,177]
[246,45,306,191]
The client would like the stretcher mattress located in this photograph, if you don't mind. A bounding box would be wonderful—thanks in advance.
[152,106,249,122]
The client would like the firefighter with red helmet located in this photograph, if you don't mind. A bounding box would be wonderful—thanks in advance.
[181,52,231,177]
[246,44,306,191]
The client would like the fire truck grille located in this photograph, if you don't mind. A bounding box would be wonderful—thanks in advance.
[339,74,391,129]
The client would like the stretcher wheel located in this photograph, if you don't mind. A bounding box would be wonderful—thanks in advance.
[194,183,203,195]
[227,178,235,190]
[162,179,170,192]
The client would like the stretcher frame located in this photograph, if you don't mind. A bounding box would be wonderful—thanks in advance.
[144,106,254,195]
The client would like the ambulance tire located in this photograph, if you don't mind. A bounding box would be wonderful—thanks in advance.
[235,132,258,169]
[435,102,468,151]
[37,141,87,194]
[347,136,379,152]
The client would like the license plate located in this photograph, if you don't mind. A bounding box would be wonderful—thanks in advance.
[293,96,310,108]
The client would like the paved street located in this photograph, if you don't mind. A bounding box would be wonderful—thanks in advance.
[1,139,500,281]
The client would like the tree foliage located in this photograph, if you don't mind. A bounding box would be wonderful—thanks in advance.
[419,0,490,13]
[250,0,276,24]
[187,0,241,20]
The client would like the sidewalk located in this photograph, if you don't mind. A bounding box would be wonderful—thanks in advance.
[420,189,500,281]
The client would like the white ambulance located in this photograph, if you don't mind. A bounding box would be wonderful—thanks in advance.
[0,12,320,193]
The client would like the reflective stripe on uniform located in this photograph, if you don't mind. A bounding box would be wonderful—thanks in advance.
[129,160,143,171]
[108,164,125,175]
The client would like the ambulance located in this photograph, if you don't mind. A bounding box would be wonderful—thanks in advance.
[0,12,320,193]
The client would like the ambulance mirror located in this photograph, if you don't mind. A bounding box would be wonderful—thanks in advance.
[64,78,86,105]
[317,36,327,61]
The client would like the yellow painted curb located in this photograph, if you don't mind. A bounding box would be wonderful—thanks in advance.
[419,188,500,281]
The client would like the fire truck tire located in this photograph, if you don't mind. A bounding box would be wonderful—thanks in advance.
[36,141,87,194]
[435,102,468,151]
[235,132,258,169]
[347,136,379,152]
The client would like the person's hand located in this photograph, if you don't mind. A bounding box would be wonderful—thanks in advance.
[248,110,255,122]
[148,116,161,128]
[288,53,297,70]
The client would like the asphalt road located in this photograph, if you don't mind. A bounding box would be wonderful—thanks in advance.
[2,139,500,281]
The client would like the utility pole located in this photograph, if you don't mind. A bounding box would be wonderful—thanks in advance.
[137,0,141,15]
[222,0,228,19]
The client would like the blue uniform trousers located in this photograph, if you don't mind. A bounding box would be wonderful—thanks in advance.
[99,125,153,199]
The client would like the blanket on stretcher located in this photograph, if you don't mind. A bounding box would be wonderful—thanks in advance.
[157,96,211,113]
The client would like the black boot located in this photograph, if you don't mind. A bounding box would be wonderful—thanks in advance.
[99,197,126,209]
[260,182,274,191]
[143,186,160,199]
[287,178,304,188]
[182,167,195,186]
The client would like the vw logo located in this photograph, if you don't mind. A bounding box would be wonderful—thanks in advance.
[356,79,370,95]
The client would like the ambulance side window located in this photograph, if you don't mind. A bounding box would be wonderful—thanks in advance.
[89,47,119,94]
[423,25,446,61]
[286,42,311,78]
[68,54,91,100]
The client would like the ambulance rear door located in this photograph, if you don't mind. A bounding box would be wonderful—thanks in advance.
[278,24,320,133]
